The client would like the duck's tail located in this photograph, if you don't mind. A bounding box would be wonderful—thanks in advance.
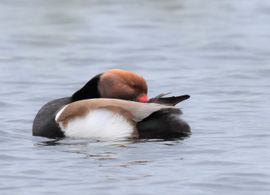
[136,108,191,139]
[149,94,190,106]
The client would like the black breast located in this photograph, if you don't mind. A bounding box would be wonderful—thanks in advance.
[32,97,71,138]
[33,74,102,138]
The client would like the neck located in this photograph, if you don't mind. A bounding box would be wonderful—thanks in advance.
[71,74,101,101]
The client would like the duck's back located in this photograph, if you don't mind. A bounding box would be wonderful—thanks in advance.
[54,99,190,140]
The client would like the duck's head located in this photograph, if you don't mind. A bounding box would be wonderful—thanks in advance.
[99,69,148,102]
[72,69,148,103]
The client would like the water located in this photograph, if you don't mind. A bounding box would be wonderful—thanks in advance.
[1,0,270,194]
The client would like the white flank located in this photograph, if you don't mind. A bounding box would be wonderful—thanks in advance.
[59,109,134,140]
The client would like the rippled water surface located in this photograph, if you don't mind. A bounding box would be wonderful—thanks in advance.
[1,0,270,194]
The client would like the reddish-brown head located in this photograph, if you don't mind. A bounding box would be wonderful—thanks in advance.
[99,69,148,102]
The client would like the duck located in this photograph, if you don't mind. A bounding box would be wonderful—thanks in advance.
[55,98,190,140]
[32,69,190,139]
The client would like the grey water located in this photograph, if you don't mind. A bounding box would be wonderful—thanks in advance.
[1,0,270,194]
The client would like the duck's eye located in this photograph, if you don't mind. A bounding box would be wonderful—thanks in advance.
[131,82,139,88]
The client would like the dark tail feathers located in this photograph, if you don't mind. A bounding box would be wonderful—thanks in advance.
[137,108,191,139]
[149,94,190,106]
